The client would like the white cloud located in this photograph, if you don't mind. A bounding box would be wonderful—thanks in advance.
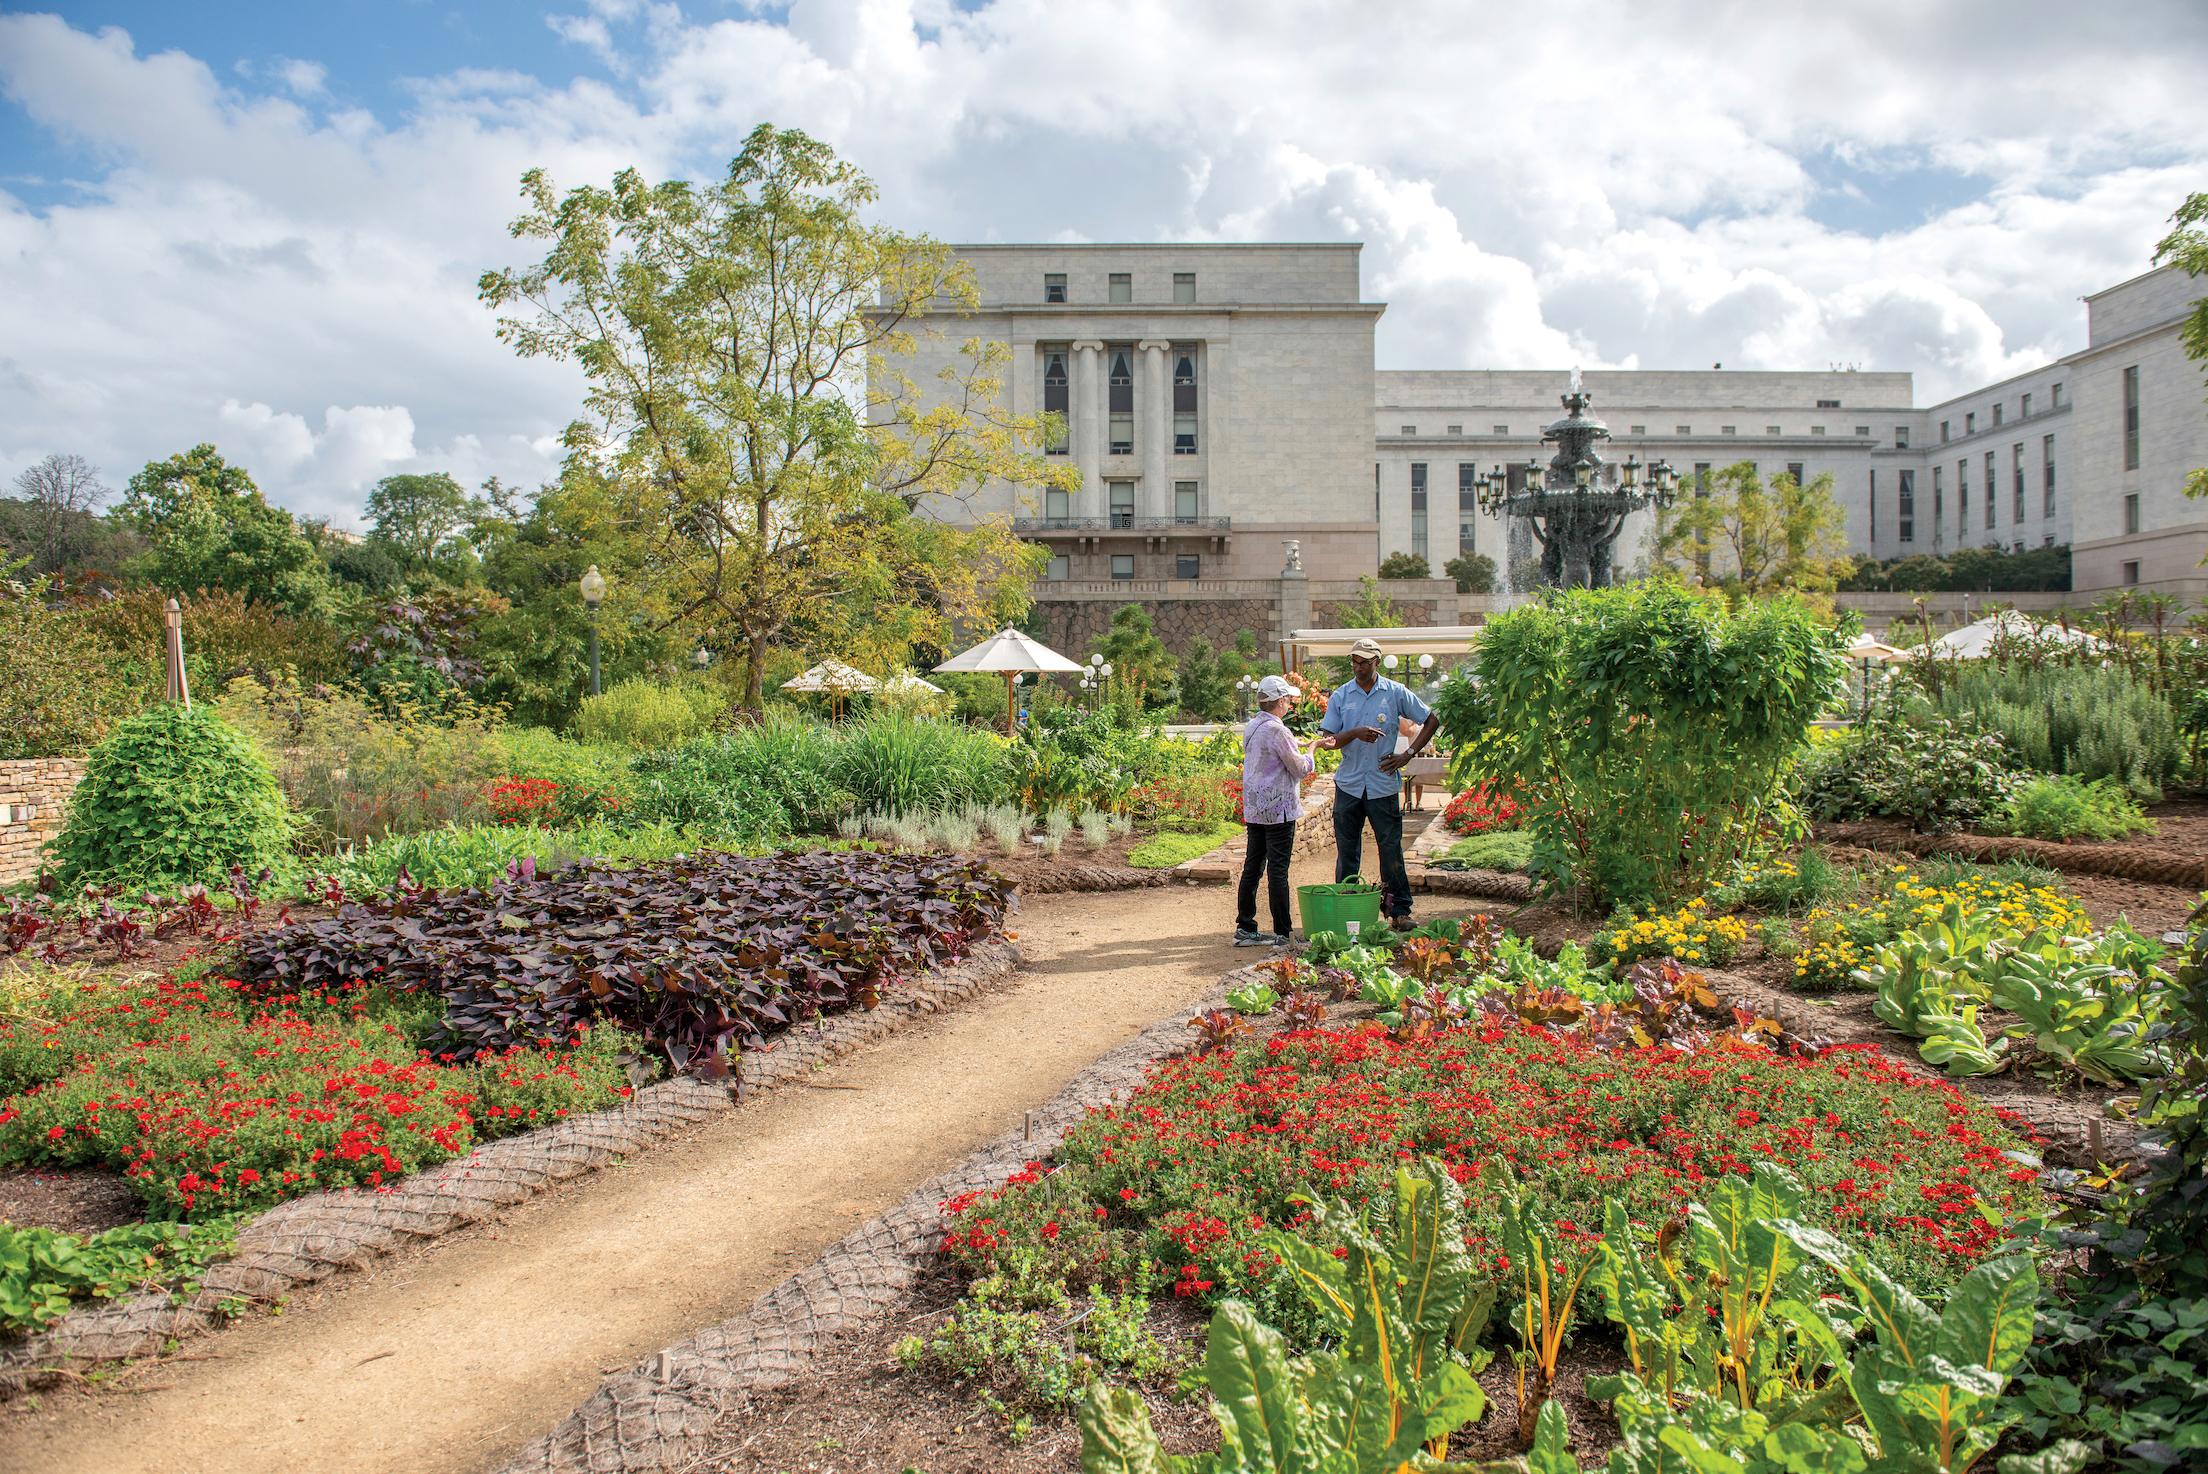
[1,1,2203,526]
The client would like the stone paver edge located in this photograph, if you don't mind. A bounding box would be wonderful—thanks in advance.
[494,961,1267,1474]
[0,940,1022,1396]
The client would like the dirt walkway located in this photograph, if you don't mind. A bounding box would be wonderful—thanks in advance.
[4,854,1410,1474]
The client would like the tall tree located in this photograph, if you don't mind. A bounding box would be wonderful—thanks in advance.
[1654,461,1854,594]
[365,471,473,568]
[6,453,112,575]
[2152,192,2208,511]
[479,124,1073,711]
[118,444,332,614]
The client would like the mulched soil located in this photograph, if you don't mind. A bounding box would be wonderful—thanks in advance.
[938,830,1190,893]
[5,900,334,985]
[0,1168,142,1237]
[714,1267,1628,1474]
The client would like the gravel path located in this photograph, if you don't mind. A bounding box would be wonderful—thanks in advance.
[0,869,1333,1474]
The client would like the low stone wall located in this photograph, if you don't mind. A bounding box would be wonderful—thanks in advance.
[0,758,84,886]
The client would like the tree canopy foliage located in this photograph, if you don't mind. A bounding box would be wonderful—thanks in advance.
[1654,461,1854,595]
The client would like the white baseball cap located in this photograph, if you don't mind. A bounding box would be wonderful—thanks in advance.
[1255,674,1298,702]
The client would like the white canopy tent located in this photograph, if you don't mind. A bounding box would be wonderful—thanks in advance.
[1927,611,2105,660]
[781,659,879,693]
[934,627,1084,735]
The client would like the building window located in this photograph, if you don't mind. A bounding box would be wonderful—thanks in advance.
[1676,424,1692,435]
[1108,272,1132,304]
[1629,424,1646,434]
[2042,534,2054,548]
[1044,487,1070,522]
[1175,552,1201,579]
[1869,469,1877,542]
[1400,424,1417,435]
[1409,463,1429,560]
[1721,425,1737,436]
[1965,411,1976,435]
[1787,462,1806,487]
[1993,403,2004,427]
[1932,464,1944,536]
[1855,425,1871,437]
[1174,481,1199,523]
[1957,458,1968,523]
[2042,435,2056,517]
[1107,346,1133,455]
[1492,424,1509,435]
[1172,346,1198,453]
[1172,272,1195,304]
[1446,424,1462,435]
[2051,382,2064,408]
[1940,420,1951,443]
[1108,481,1135,528]
[1898,469,1915,543]
[1043,272,1066,303]
[1811,425,1826,435]
[1817,398,1841,408]
[1457,463,1478,554]
[1984,452,1996,529]
[2021,392,2032,418]
[2124,492,2140,534]
[1765,424,1781,436]
[2012,444,2025,522]
[2122,559,2140,586]
[2123,365,2140,469]
[1110,553,1135,580]
[1047,554,1069,580]
[1895,426,1910,448]
[1041,348,1069,455]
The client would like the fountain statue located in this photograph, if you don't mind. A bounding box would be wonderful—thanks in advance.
[1473,374,1680,589]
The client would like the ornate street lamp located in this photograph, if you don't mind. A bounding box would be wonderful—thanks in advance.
[578,564,607,697]
[1474,371,1680,588]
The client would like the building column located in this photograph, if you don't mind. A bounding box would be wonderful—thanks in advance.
[1071,339,1104,517]
[1139,339,1171,521]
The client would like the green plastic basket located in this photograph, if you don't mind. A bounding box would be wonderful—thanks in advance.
[1297,876,1384,940]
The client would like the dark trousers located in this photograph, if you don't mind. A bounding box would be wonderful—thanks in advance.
[1333,789,1411,920]
[1236,821,1296,935]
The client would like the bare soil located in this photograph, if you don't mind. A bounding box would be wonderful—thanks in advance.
[0,1169,139,1238]
[0,860,1345,1474]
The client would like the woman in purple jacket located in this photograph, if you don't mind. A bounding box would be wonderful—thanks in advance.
[1235,674,1318,946]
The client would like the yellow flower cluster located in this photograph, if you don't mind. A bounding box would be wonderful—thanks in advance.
[1604,896,1750,966]
[1792,864,2090,989]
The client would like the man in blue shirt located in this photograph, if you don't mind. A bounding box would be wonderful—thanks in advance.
[1317,637,1440,924]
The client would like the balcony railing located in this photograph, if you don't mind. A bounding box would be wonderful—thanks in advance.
[1014,515,1233,534]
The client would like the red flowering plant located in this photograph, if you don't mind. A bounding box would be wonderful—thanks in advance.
[0,972,637,1219]
[486,777,563,826]
[938,1023,2045,1337]
[1127,773,1241,833]
[1442,782,1523,836]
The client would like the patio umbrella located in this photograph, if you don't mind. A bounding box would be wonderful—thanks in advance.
[781,659,878,719]
[162,596,191,708]
[1929,611,2104,660]
[934,627,1083,736]
[880,671,945,695]
[1843,636,1909,719]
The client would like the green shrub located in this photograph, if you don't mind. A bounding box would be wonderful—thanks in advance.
[1925,662,2182,799]
[49,704,297,891]
[1795,706,2022,833]
[1997,774,2155,842]
[323,819,738,894]
[495,727,639,813]
[0,583,149,758]
[1,1219,238,1334]
[628,714,845,839]
[216,675,507,846]
[829,713,1012,816]
[1433,585,1844,907]
[572,676,726,748]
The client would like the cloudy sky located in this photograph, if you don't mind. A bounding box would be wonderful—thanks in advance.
[2,0,2204,529]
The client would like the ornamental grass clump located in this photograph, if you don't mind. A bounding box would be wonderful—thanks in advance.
[1433,585,1844,907]
[48,704,298,893]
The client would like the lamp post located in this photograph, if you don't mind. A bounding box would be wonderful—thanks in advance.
[1234,673,1256,715]
[579,564,606,697]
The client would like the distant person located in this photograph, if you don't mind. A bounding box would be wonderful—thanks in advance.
[1317,638,1439,925]
[1234,674,1317,946]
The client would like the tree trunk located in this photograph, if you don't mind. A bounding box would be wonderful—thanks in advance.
[745,627,767,714]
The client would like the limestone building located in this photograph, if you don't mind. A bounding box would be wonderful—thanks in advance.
[883,245,2206,604]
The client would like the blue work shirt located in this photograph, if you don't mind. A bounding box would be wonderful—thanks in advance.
[1321,675,1432,799]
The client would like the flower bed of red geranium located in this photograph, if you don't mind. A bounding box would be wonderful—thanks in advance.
[1443,782,1522,835]
[0,973,635,1219]
[941,1023,2044,1317]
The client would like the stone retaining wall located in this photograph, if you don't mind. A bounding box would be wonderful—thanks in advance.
[0,758,83,886]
